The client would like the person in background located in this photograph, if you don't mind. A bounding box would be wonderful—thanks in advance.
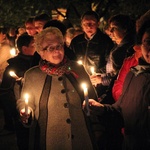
[70,10,114,98]
[89,14,136,150]
[8,27,17,47]
[112,10,150,101]
[86,23,150,150]
[0,34,35,149]
[43,19,67,36]
[25,17,37,36]
[31,13,51,66]
[65,27,83,47]
[112,44,142,101]
[17,27,100,150]
[90,14,136,100]
[0,27,14,83]
[16,27,26,38]
[34,13,50,33]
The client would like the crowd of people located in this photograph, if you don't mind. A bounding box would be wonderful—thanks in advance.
[0,9,150,150]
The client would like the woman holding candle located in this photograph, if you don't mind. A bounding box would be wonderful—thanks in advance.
[85,23,150,150]
[17,27,100,150]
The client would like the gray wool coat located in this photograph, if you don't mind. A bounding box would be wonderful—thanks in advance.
[17,61,99,150]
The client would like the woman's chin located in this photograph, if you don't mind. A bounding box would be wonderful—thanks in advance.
[50,60,62,65]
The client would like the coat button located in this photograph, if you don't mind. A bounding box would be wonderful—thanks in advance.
[64,103,69,108]
[66,118,71,124]
[61,89,66,93]
[71,134,74,139]
[58,77,63,81]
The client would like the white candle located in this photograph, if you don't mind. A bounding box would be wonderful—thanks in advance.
[82,83,90,116]
[90,67,96,75]
[24,94,29,115]
[9,71,19,79]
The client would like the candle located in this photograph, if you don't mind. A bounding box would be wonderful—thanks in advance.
[9,71,19,79]
[24,94,29,115]
[81,83,90,116]
[90,67,96,75]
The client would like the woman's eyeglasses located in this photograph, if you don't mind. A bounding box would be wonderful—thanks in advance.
[41,43,64,52]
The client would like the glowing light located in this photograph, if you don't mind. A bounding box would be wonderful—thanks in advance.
[77,60,83,65]
[9,71,19,79]
[10,48,17,56]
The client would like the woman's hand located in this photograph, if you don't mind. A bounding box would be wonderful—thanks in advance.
[83,99,104,107]
[20,108,31,124]
[83,99,105,116]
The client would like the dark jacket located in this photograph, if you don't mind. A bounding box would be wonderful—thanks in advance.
[0,53,35,89]
[95,58,150,150]
[101,33,135,86]
[70,29,114,74]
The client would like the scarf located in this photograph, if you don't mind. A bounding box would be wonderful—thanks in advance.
[39,57,79,78]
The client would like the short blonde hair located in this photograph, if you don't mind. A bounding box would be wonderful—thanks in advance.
[34,27,64,52]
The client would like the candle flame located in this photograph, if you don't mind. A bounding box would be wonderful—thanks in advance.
[81,83,87,89]
[25,93,29,104]
[10,48,17,56]
[9,70,19,79]
[91,67,95,74]
[9,71,16,76]
[77,60,83,65]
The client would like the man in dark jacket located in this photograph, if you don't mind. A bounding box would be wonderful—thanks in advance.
[70,11,114,97]
[70,10,114,150]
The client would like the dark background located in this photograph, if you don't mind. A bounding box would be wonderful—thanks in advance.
[0,0,149,28]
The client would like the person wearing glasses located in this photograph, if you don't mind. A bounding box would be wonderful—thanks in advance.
[16,27,100,150]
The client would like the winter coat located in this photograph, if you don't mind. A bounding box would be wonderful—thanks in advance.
[112,54,138,101]
[0,53,35,98]
[101,33,135,86]
[17,61,99,150]
[102,58,150,150]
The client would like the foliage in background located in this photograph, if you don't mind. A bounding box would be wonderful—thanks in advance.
[0,0,149,28]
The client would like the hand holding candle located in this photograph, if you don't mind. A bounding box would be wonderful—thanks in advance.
[90,67,98,87]
[82,83,90,116]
